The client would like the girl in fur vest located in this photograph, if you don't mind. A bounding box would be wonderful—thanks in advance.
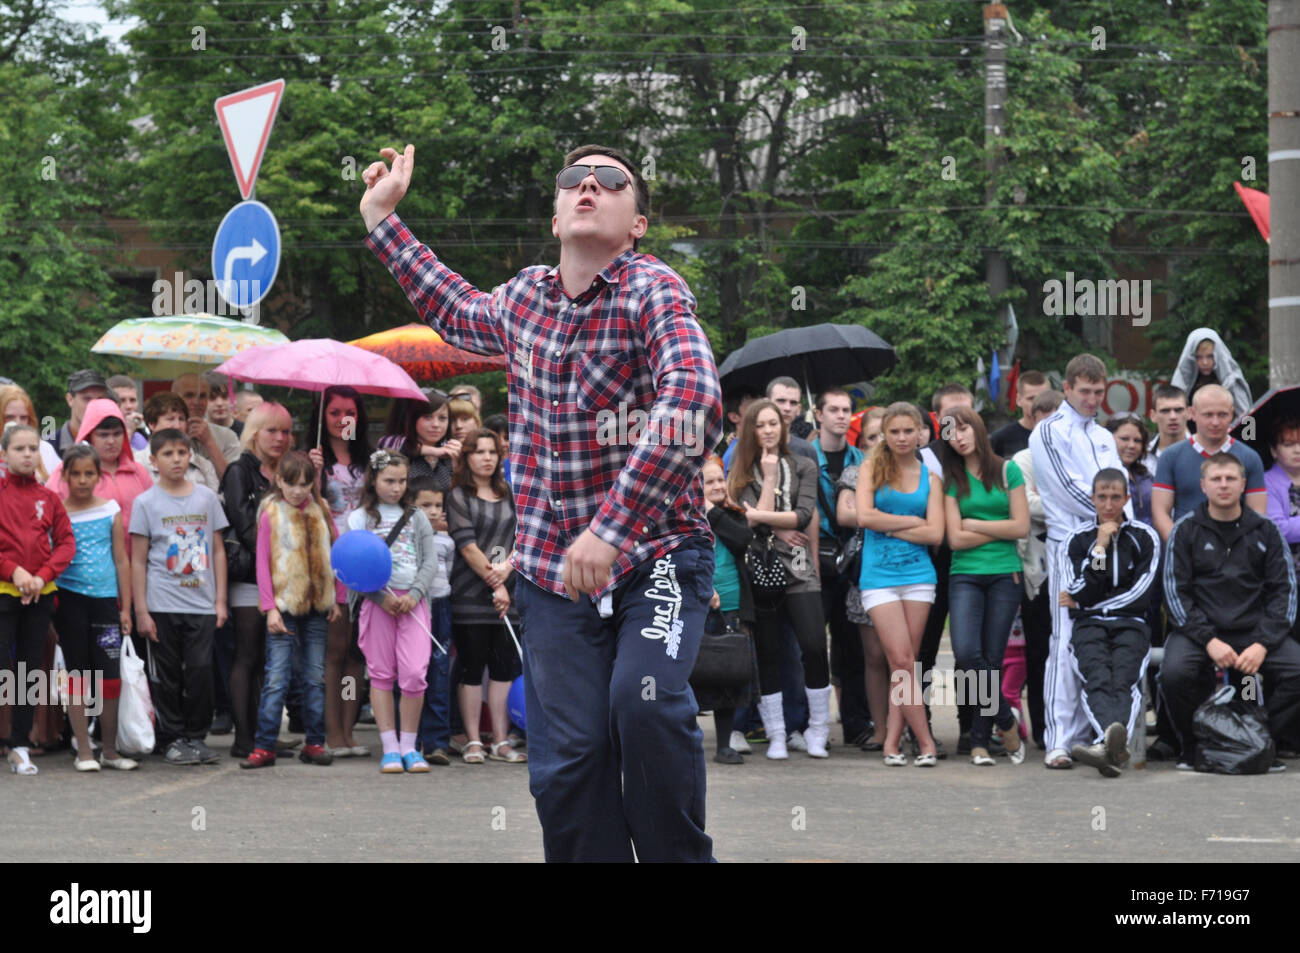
[241,452,346,769]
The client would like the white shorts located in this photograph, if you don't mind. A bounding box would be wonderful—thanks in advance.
[861,584,937,612]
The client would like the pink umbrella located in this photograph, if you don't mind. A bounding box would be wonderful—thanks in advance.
[214,338,427,445]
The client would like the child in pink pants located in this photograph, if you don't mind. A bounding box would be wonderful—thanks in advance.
[345,451,438,773]
[1001,607,1029,740]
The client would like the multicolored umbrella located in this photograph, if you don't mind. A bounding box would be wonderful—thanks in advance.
[92,314,289,378]
[348,323,507,381]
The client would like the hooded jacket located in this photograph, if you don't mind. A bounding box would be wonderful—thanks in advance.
[1164,502,1296,650]
[1169,328,1253,418]
[0,470,76,597]
[46,398,154,535]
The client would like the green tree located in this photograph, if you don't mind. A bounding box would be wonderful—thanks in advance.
[0,0,128,414]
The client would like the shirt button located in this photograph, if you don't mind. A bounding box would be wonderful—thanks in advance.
[552,400,559,407]
[553,349,561,356]
[553,451,559,457]
[640,526,648,534]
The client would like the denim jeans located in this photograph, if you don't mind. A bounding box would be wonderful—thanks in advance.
[948,573,1021,749]
[255,610,327,750]
[418,597,454,753]
[517,538,714,863]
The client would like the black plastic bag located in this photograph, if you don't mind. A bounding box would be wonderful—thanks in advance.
[1192,685,1275,775]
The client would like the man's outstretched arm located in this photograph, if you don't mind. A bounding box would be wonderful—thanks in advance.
[361,144,506,356]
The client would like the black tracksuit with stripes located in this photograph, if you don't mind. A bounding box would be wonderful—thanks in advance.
[1064,519,1160,742]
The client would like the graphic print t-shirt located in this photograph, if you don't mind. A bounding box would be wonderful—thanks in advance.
[129,484,230,614]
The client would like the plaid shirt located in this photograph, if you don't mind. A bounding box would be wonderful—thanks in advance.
[366,214,722,599]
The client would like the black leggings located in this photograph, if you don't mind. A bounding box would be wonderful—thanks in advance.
[753,590,829,693]
[54,590,122,686]
[452,622,519,685]
[229,606,266,750]
[0,594,53,748]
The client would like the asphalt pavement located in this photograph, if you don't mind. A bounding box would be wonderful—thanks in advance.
[5,714,1296,863]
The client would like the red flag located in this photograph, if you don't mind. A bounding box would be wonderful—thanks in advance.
[1234,182,1270,244]
[1006,359,1021,411]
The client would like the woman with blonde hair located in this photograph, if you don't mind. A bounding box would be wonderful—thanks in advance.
[221,401,295,759]
[855,402,945,766]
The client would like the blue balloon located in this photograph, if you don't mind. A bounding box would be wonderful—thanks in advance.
[507,675,527,732]
[331,530,392,592]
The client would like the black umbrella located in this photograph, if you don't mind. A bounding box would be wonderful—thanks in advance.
[1231,385,1300,471]
[717,324,897,397]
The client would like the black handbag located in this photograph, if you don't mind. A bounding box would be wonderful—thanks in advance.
[224,530,254,583]
[834,532,863,576]
[691,626,753,687]
[744,531,788,594]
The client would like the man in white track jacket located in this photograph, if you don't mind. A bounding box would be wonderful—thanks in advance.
[1029,354,1126,768]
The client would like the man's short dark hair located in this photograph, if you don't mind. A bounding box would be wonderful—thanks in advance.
[815,387,852,411]
[766,376,800,398]
[1064,354,1107,386]
[1201,451,1245,479]
[931,383,972,413]
[1152,384,1187,407]
[106,374,137,394]
[149,428,190,456]
[1092,468,1128,492]
[561,144,649,250]
[1019,370,1048,389]
[143,392,190,427]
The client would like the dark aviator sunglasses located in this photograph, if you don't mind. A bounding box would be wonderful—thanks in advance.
[555,164,631,191]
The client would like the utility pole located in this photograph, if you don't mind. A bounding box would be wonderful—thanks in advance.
[1270,0,1300,388]
[985,3,1009,406]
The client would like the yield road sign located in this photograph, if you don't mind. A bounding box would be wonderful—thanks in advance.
[211,200,280,310]
[214,79,285,200]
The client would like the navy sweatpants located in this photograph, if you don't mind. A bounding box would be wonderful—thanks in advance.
[516,537,714,863]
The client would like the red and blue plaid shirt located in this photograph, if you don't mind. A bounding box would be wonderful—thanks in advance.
[366,214,722,599]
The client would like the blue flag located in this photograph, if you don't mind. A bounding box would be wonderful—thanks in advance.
[990,349,1000,402]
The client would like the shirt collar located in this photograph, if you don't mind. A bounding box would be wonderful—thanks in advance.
[535,248,637,290]
[1189,433,1233,457]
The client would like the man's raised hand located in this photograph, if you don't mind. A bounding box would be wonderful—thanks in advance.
[360,144,415,232]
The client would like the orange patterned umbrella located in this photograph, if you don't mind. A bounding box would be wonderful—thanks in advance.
[348,323,507,381]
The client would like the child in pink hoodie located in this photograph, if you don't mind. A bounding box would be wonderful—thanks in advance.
[47,399,154,539]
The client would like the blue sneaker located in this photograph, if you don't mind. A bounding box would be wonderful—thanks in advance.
[402,751,430,773]
[380,751,404,774]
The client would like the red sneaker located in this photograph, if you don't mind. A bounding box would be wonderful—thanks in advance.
[239,748,276,769]
[299,744,333,766]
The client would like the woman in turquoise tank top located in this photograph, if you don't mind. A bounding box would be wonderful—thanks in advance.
[855,403,945,766]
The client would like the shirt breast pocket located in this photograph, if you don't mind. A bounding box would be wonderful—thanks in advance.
[575,349,636,411]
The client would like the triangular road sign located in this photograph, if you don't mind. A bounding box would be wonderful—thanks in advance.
[214,79,285,200]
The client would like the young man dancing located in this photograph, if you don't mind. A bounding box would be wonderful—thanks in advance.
[360,143,722,862]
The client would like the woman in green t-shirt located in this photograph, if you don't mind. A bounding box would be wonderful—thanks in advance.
[938,405,1029,766]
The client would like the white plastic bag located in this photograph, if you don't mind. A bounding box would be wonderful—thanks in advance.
[117,636,156,756]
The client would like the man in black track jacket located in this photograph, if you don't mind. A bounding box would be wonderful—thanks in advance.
[1162,453,1300,765]
[1060,469,1161,776]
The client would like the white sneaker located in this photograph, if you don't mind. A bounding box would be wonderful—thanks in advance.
[729,731,752,754]
[787,730,808,752]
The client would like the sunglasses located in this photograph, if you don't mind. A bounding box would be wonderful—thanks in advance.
[555,164,631,191]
